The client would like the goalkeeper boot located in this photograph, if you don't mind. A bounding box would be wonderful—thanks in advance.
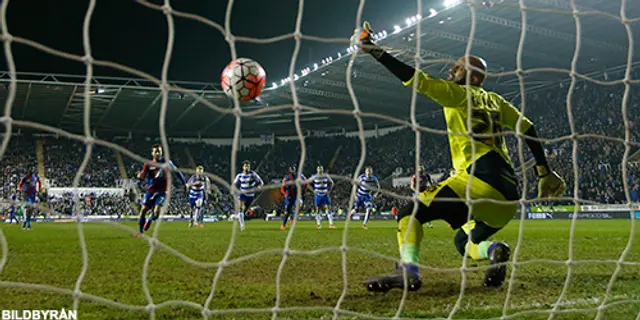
[364,263,422,293]
[484,242,510,287]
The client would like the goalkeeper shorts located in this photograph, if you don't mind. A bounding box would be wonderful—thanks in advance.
[399,151,520,229]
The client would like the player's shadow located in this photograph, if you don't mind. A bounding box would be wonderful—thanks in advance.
[416,280,492,298]
[349,280,492,300]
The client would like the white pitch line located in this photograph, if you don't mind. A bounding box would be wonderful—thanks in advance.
[478,294,635,312]
[403,294,636,315]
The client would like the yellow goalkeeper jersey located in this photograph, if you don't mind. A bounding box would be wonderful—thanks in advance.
[404,70,533,172]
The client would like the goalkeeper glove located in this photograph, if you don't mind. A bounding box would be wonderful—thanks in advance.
[536,164,566,199]
[351,21,385,59]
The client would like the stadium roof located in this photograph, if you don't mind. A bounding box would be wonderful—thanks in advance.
[0,0,637,138]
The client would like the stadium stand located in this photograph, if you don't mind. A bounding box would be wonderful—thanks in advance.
[0,0,638,218]
[1,76,638,218]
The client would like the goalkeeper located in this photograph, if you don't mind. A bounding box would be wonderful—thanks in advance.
[354,22,566,291]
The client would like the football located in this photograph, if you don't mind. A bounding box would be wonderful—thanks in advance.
[220,58,266,102]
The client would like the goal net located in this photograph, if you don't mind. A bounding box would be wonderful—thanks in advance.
[0,0,639,319]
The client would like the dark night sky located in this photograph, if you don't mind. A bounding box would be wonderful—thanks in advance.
[1,0,420,83]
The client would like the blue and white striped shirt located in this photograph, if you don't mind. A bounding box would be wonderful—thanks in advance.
[356,174,380,197]
[233,171,264,197]
[309,174,333,196]
[188,175,210,199]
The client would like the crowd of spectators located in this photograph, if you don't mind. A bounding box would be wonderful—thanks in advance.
[43,140,121,188]
[1,79,639,217]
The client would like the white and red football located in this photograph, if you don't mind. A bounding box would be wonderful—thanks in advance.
[220,58,266,102]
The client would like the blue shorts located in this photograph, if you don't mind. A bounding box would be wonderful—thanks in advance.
[189,196,204,207]
[355,194,373,209]
[284,196,299,208]
[24,196,36,204]
[314,194,331,207]
[142,192,166,208]
[238,194,255,208]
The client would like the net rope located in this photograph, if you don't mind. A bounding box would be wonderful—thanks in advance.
[0,0,638,319]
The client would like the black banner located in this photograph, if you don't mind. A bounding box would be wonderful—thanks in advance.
[523,211,633,220]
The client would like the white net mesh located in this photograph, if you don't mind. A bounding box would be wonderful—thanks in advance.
[0,0,639,319]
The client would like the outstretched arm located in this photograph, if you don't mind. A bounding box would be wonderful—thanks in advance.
[355,22,415,82]
[354,22,466,107]
[369,50,416,84]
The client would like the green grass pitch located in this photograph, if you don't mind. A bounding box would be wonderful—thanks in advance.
[1,220,639,319]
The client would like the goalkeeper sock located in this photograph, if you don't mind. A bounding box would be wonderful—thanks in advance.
[397,216,423,265]
[466,241,494,260]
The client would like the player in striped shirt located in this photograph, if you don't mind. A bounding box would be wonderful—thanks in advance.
[309,165,335,229]
[280,166,307,230]
[186,165,211,228]
[410,165,435,228]
[350,167,380,229]
[233,160,264,231]
[135,144,187,238]
[18,171,41,231]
